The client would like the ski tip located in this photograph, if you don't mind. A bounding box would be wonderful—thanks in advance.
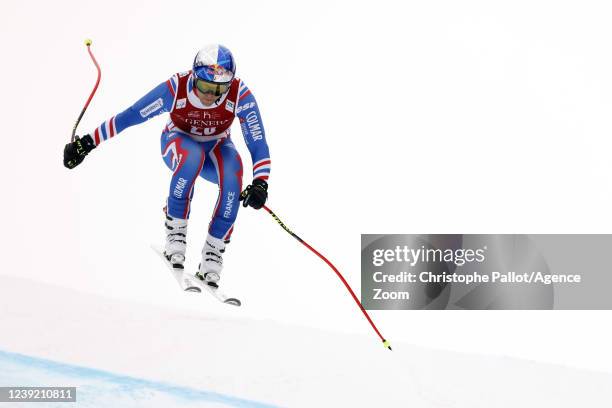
[224,298,242,307]
[383,340,392,351]
[185,287,202,293]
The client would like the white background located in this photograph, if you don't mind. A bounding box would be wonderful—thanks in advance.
[2,0,612,373]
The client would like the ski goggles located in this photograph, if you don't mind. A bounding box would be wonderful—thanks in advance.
[194,78,231,96]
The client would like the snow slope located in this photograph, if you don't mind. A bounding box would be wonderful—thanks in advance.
[1,275,611,407]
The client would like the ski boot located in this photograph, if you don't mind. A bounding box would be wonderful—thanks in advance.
[196,235,227,289]
[164,215,188,270]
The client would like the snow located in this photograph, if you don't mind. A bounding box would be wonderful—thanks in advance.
[1,274,610,407]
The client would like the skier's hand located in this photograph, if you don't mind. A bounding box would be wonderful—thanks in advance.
[240,178,268,209]
[64,134,96,169]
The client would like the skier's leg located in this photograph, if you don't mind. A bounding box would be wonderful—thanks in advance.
[196,138,244,285]
[160,129,206,267]
[207,138,243,241]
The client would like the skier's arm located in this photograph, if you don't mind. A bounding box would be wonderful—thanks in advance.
[88,75,178,146]
[236,80,271,182]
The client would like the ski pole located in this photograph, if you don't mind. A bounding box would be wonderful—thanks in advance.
[71,38,101,142]
[261,205,391,351]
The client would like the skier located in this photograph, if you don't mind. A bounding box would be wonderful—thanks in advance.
[64,44,271,289]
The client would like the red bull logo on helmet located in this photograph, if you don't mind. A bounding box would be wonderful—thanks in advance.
[200,63,233,83]
[206,64,227,76]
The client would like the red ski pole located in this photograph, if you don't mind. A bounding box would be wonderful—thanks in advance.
[261,205,391,351]
[71,38,101,142]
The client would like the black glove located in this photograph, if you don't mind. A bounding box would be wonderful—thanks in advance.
[240,178,268,209]
[64,134,96,169]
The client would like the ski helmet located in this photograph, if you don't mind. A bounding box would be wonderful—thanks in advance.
[192,44,236,96]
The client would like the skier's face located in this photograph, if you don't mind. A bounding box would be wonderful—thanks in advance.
[194,77,230,106]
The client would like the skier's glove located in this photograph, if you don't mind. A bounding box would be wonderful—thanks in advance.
[64,134,96,169]
[240,178,268,209]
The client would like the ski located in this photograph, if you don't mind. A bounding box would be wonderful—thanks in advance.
[198,281,242,306]
[151,245,241,306]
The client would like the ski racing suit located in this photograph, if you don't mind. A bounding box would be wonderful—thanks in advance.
[89,71,271,241]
